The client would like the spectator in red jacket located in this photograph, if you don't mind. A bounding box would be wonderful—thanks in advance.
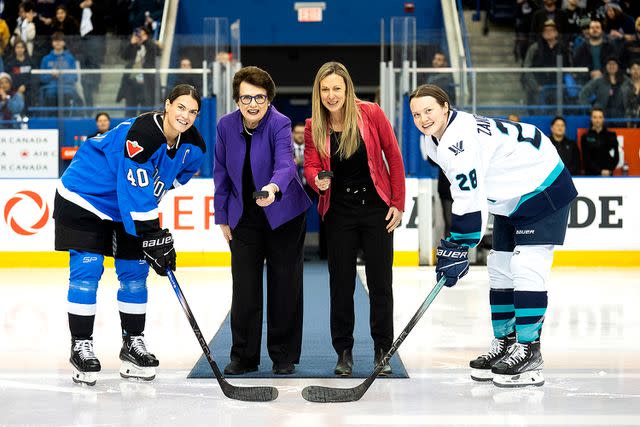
[304,61,405,378]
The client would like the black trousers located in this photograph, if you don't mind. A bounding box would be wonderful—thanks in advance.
[229,209,305,366]
[325,184,394,354]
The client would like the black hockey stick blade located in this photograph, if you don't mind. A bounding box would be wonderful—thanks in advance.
[167,270,278,402]
[302,277,446,403]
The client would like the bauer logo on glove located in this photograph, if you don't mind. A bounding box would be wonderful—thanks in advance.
[142,234,173,248]
[141,229,176,276]
[435,239,470,287]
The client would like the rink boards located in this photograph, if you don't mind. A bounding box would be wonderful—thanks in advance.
[0,177,638,267]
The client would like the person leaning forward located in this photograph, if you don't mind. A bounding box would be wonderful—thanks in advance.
[304,61,406,377]
[213,66,312,376]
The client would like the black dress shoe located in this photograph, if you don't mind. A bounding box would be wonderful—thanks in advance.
[374,348,392,376]
[334,349,353,376]
[272,362,295,375]
[224,360,258,375]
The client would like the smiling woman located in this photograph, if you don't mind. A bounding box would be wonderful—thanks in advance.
[303,61,406,377]
[52,82,207,386]
[213,66,311,376]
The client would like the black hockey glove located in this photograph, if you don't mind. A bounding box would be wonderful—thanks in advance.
[141,229,176,276]
[435,239,469,287]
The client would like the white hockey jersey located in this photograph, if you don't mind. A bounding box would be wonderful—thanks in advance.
[425,110,577,247]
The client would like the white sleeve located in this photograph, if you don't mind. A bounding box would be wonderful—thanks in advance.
[439,133,488,248]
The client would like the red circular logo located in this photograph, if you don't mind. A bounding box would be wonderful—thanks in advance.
[3,191,50,236]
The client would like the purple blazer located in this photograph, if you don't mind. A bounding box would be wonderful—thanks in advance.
[213,105,312,230]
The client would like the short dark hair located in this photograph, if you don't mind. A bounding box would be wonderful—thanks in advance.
[409,84,451,109]
[590,107,604,116]
[166,83,201,110]
[52,32,65,42]
[232,66,276,102]
[292,122,305,130]
[95,112,110,121]
[551,116,565,126]
[22,2,35,13]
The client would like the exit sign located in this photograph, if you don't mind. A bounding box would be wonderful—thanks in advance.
[294,2,326,22]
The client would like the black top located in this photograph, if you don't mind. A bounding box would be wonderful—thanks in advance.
[240,128,266,225]
[242,129,257,206]
[580,127,620,175]
[550,136,582,176]
[330,130,373,189]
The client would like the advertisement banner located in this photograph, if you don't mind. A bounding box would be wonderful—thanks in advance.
[0,178,420,254]
[0,130,59,178]
[559,177,640,251]
[0,178,637,261]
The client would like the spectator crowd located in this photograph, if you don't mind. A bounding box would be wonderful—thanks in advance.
[0,0,166,126]
[515,0,640,123]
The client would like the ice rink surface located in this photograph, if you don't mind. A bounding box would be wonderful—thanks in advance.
[1,266,639,426]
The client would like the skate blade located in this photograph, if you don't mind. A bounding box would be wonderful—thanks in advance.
[120,361,156,381]
[470,368,493,382]
[72,369,98,386]
[492,370,544,388]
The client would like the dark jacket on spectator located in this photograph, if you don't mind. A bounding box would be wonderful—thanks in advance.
[564,6,589,41]
[572,39,618,79]
[623,81,640,122]
[531,8,569,36]
[620,33,640,70]
[580,127,620,175]
[70,0,108,36]
[579,74,632,118]
[522,38,571,104]
[5,56,34,92]
[116,37,159,104]
[551,135,582,175]
[50,14,80,37]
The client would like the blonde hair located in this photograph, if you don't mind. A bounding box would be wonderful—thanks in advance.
[311,62,360,159]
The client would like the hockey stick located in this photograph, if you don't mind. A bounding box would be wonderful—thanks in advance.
[167,270,278,402]
[302,276,447,403]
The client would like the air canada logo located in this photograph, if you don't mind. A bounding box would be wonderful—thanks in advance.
[126,140,144,158]
[3,191,50,235]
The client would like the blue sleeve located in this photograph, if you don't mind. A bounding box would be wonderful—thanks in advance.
[174,146,204,186]
[8,93,24,114]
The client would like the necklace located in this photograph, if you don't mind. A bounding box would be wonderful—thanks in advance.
[243,121,254,136]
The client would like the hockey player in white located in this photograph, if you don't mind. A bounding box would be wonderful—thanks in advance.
[409,84,577,387]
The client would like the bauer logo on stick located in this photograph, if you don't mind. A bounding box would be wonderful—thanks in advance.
[126,140,144,158]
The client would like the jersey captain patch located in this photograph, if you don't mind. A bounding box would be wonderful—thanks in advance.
[126,140,144,158]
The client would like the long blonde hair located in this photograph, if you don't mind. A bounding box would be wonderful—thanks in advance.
[311,62,360,159]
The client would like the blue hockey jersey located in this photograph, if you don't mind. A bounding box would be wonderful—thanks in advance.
[58,112,206,236]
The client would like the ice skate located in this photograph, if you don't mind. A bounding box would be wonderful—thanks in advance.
[469,332,516,381]
[70,338,101,386]
[119,335,159,381]
[491,340,544,388]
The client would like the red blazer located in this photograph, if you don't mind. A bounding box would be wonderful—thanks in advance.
[304,100,406,218]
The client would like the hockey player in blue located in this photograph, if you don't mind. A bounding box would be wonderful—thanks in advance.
[409,85,577,388]
[53,84,205,385]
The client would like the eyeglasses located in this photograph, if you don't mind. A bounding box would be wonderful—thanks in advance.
[239,94,268,105]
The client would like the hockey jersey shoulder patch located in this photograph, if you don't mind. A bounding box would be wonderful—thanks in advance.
[126,139,145,158]
[123,113,165,163]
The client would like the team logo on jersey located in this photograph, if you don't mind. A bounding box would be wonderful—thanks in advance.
[126,140,144,158]
[448,140,464,156]
[3,191,50,236]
